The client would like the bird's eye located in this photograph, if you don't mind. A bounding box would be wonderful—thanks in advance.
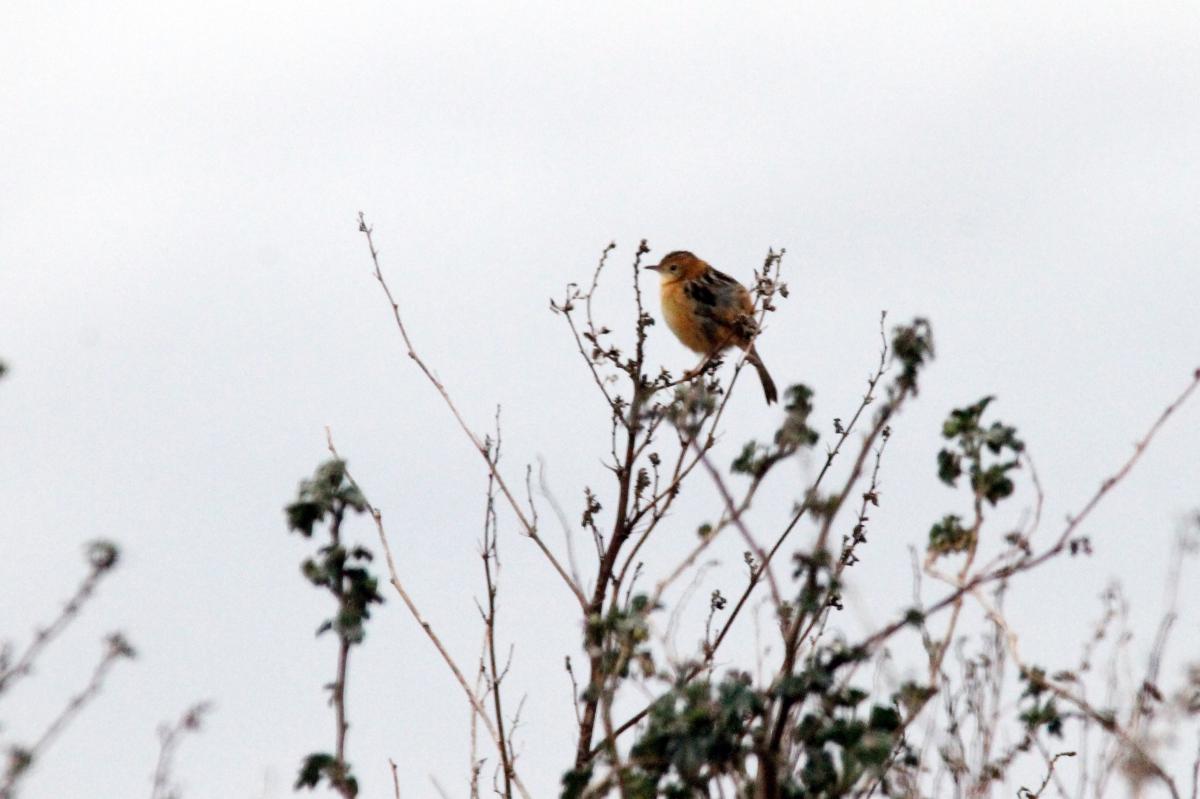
[669,265,677,272]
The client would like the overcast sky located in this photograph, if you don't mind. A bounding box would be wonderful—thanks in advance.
[2,3,1198,797]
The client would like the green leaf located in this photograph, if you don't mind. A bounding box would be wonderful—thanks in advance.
[286,500,324,537]
[560,767,593,799]
[868,705,901,733]
[936,449,962,486]
[296,753,335,790]
[929,514,974,556]
[731,440,764,476]
[891,318,935,394]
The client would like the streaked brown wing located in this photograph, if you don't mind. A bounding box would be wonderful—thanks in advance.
[684,279,718,308]
[701,268,754,314]
[703,267,739,286]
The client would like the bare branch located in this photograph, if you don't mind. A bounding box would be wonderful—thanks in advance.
[537,458,584,591]
[708,315,891,661]
[480,415,515,799]
[694,446,784,612]
[150,702,212,799]
[325,429,532,799]
[2,634,135,798]
[357,212,586,610]
[1018,750,1075,799]
[858,367,1200,657]
[0,540,120,696]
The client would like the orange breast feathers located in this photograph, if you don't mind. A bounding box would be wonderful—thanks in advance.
[660,275,756,355]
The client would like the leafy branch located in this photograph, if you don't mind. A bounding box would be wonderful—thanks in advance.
[286,459,384,798]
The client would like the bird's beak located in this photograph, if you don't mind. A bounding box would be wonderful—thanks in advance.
[644,263,662,272]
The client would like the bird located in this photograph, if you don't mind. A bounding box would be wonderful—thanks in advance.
[646,250,778,404]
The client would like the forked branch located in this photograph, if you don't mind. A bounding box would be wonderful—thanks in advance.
[325,431,532,799]
[357,213,586,610]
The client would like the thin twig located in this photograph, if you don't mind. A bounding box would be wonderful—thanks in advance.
[389,759,401,799]
[325,429,532,799]
[557,243,620,414]
[709,315,891,661]
[1018,751,1076,798]
[537,458,584,591]
[565,656,582,726]
[695,447,784,612]
[1189,731,1199,799]
[0,541,119,695]
[357,212,586,610]
[327,505,353,796]
[481,414,515,799]
[858,367,1200,658]
[470,629,488,799]
[430,775,452,799]
[1030,737,1073,799]
[150,702,212,799]
[976,587,1179,799]
[1,634,134,798]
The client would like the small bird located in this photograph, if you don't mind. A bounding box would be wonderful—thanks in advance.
[646,251,778,404]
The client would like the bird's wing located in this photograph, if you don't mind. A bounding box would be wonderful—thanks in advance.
[696,270,754,322]
[704,267,740,287]
[703,269,755,316]
[683,278,719,310]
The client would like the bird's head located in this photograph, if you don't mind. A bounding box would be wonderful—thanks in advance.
[645,251,707,282]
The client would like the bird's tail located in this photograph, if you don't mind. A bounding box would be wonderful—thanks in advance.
[746,346,778,405]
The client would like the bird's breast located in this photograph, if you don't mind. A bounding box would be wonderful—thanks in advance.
[661,282,713,354]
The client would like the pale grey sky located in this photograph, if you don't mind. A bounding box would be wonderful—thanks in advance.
[2,3,1198,797]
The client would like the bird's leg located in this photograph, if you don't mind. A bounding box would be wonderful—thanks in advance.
[681,352,717,382]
